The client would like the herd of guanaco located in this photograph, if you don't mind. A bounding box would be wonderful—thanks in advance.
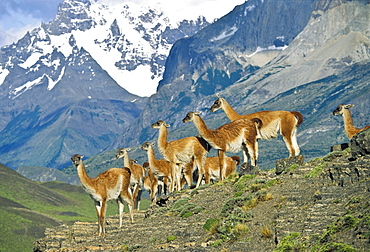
[71,93,368,236]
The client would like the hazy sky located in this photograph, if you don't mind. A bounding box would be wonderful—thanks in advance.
[0,0,245,48]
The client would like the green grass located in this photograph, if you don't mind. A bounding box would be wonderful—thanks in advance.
[304,162,326,179]
[273,232,307,252]
[0,164,151,252]
[0,209,42,252]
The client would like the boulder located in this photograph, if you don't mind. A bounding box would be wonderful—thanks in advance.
[350,128,370,159]
[330,143,349,152]
[239,163,260,176]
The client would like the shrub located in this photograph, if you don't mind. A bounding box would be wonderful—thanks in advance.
[242,197,258,210]
[317,242,357,252]
[204,218,220,231]
[166,236,177,242]
[220,194,253,217]
[179,203,203,217]
[342,215,359,228]
[171,197,190,212]
[149,237,157,243]
[256,189,273,202]
[182,212,193,218]
[274,232,306,252]
[213,239,223,247]
[233,175,256,195]
[170,197,203,217]
[127,245,142,251]
[232,223,249,237]
[321,215,360,243]
[261,226,273,238]
[225,208,253,224]
[249,183,262,192]
[263,178,280,188]
[121,244,128,252]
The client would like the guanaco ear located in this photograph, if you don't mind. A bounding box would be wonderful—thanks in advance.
[344,104,354,109]
[194,111,201,115]
[165,123,170,127]
[216,93,221,98]
[127,148,131,152]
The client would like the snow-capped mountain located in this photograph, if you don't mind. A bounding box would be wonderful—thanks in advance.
[0,0,212,169]
[0,0,210,98]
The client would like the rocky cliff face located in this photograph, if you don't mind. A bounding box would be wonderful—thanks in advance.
[158,0,316,89]
[34,145,370,251]
[111,0,317,147]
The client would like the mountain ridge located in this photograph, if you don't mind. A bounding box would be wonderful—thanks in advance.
[0,0,369,174]
[0,0,211,169]
[111,0,370,154]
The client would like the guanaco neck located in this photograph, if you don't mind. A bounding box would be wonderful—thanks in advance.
[221,98,243,121]
[122,151,131,168]
[76,162,95,191]
[157,125,168,155]
[193,115,215,141]
[342,109,360,139]
[146,146,157,167]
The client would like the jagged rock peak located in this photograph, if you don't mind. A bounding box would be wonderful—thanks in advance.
[46,0,96,35]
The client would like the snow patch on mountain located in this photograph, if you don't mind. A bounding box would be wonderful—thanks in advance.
[47,66,65,90]
[0,68,10,86]
[11,75,45,99]
[210,26,238,42]
[1,0,246,98]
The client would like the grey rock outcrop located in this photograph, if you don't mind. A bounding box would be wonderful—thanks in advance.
[351,128,370,159]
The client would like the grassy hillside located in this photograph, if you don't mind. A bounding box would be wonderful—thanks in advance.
[35,148,370,251]
[0,163,150,252]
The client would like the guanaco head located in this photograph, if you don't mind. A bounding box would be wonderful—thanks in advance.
[130,159,137,165]
[151,120,170,129]
[142,162,150,169]
[71,154,84,166]
[231,156,241,166]
[333,104,354,116]
[250,118,263,129]
[116,147,130,159]
[141,142,155,151]
[210,93,224,113]
[182,111,201,123]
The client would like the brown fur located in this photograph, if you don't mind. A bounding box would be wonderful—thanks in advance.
[182,111,259,181]
[142,162,161,204]
[151,120,208,190]
[205,155,240,181]
[210,94,303,157]
[141,142,172,193]
[184,155,240,186]
[182,158,200,188]
[71,154,133,237]
[116,148,145,211]
[333,104,370,139]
